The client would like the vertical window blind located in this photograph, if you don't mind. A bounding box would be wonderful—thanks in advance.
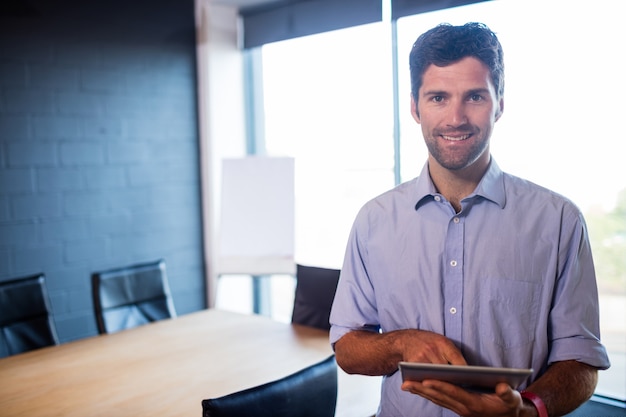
[390,0,490,19]
[241,0,382,48]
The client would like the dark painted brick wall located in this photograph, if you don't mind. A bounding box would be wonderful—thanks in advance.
[0,0,206,342]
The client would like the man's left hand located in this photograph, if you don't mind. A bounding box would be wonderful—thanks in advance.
[401,380,528,417]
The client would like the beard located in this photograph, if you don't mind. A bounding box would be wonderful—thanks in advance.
[424,125,490,171]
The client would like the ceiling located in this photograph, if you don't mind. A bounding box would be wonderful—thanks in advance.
[211,0,281,10]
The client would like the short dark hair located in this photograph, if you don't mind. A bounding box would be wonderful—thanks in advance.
[409,22,504,103]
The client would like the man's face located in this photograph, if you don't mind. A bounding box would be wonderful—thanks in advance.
[411,56,503,172]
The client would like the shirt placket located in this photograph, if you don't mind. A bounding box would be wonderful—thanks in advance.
[443,212,464,348]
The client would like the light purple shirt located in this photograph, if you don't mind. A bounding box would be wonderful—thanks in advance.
[329,159,610,417]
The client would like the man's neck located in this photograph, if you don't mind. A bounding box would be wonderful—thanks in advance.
[428,156,490,213]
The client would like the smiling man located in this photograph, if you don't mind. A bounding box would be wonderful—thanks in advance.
[329,23,610,417]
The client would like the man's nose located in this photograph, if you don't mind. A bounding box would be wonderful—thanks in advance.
[446,100,468,127]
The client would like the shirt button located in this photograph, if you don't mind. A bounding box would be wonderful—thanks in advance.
[434,196,441,202]
[453,217,460,223]
[450,260,457,267]
[449,307,457,314]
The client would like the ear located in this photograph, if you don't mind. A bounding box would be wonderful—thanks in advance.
[495,97,504,121]
[411,95,421,124]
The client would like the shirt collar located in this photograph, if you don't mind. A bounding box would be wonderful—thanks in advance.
[414,158,506,210]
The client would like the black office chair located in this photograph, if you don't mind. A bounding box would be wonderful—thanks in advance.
[291,264,340,330]
[202,354,338,417]
[0,273,59,358]
[91,259,176,334]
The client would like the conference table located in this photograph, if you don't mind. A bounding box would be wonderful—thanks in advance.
[0,308,380,417]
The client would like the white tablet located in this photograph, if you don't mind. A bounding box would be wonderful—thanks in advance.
[398,362,533,392]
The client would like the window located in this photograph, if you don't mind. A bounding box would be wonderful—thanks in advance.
[217,21,395,322]
[261,22,395,269]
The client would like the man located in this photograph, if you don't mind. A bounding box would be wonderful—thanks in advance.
[329,22,610,417]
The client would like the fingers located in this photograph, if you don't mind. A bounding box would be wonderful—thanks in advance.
[403,380,471,416]
[441,346,467,366]
[403,330,467,365]
[403,380,524,417]
[495,383,523,409]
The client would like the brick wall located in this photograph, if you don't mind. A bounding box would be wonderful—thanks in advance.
[0,0,206,342]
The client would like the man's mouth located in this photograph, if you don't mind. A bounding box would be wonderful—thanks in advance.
[441,134,471,141]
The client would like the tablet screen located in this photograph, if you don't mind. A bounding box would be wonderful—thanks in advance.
[399,362,533,392]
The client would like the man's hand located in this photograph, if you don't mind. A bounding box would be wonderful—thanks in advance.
[335,329,466,376]
[401,380,531,417]
[399,329,467,365]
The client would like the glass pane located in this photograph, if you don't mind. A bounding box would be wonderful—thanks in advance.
[215,274,253,314]
[262,22,395,268]
[397,0,625,400]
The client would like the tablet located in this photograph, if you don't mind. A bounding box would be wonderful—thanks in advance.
[398,362,533,392]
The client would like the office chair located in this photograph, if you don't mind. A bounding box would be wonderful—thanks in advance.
[91,259,176,334]
[291,264,340,330]
[0,273,59,358]
[202,354,337,417]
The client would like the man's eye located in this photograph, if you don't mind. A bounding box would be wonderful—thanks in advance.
[470,94,483,102]
[432,96,444,102]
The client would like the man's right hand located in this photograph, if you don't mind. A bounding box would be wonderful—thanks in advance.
[334,329,466,376]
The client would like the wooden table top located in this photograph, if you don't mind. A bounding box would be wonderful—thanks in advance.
[0,308,380,417]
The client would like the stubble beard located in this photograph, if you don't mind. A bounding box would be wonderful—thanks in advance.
[425,127,490,171]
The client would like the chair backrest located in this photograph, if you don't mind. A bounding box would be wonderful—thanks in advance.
[291,264,340,330]
[202,354,338,417]
[0,273,59,358]
[91,259,176,334]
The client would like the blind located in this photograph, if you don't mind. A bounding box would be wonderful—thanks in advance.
[391,0,492,20]
[241,0,383,49]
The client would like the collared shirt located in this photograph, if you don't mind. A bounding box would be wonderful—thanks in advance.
[329,159,610,417]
